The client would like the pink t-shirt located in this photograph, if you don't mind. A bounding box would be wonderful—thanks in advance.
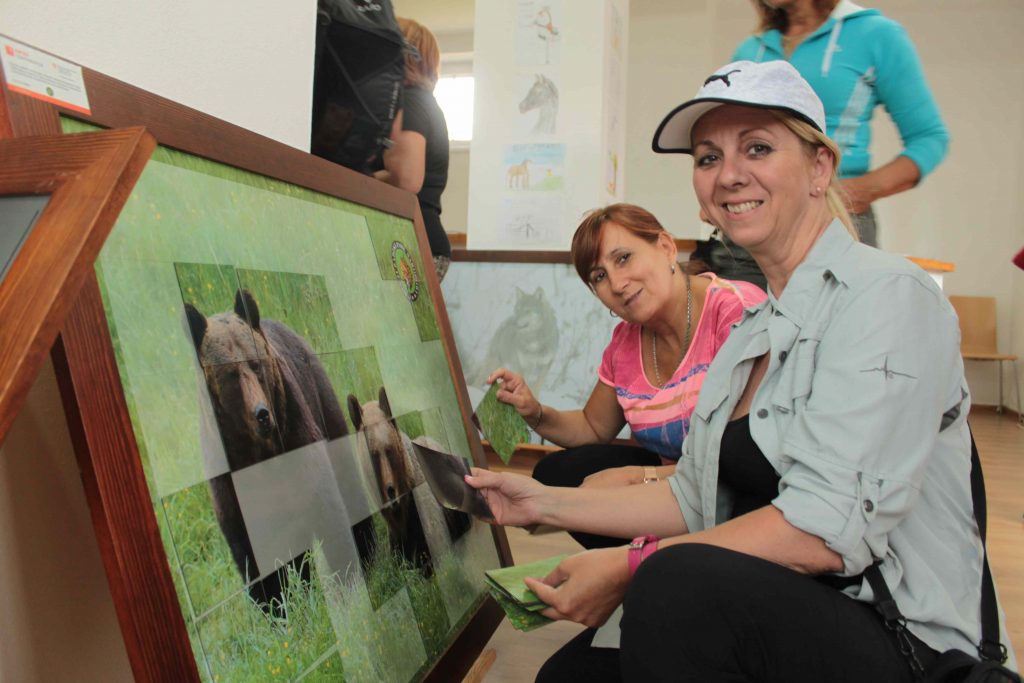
[598,274,767,461]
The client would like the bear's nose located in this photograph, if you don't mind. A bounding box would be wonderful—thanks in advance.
[256,407,271,425]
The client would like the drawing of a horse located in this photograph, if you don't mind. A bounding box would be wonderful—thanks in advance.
[519,75,558,135]
[507,159,531,189]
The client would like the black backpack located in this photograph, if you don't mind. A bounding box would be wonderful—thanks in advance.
[311,0,406,175]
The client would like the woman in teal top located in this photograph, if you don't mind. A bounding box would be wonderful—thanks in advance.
[731,0,949,246]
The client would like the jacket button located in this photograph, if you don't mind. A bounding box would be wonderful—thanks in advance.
[863,500,875,513]
[779,350,788,362]
[757,408,769,419]
[823,270,833,281]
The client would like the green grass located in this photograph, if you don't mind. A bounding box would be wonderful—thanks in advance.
[318,348,385,433]
[475,383,529,464]
[196,552,339,682]
[531,175,565,192]
[160,482,242,617]
[236,269,342,355]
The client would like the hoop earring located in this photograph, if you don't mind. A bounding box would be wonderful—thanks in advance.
[609,308,619,318]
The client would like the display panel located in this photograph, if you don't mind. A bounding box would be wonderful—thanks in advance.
[81,131,502,682]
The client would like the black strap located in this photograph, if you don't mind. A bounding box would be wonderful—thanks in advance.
[969,430,1008,663]
[866,427,1007,664]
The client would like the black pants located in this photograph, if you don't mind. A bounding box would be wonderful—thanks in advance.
[537,544,936,683]
[532,443,663,549]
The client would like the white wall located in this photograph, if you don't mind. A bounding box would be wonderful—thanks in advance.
[0,362,134,682]
[467,0,629,249]
[3,1,316,149]
[2,3,320,680]
[871,0,1024,408]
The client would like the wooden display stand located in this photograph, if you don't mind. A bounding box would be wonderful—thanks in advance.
[0,128,154,443]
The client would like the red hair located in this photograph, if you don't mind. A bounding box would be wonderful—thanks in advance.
[571,204,668,286]
[397,17,440,91]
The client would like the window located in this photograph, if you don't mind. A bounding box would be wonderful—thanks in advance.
[434,75,474,142]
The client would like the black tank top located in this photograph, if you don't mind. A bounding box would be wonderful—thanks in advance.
[717,414,861,590]
[718,414,780,518]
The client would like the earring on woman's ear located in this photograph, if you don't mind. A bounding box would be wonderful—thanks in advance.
[814,186,822,196]
[670,263,676,274]
[609,308,619,318]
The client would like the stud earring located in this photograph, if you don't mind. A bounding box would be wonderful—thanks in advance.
[814,186,822,196]
[670,263,676,274]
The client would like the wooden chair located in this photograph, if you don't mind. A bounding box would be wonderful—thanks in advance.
[949,296,1022,425]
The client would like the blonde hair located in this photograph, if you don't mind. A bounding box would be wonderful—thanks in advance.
[397,17,440,91]
[769,111,857,239]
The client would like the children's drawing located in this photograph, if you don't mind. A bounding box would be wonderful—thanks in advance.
[518,74,559,136]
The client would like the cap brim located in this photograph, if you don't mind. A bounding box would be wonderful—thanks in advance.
[651,100,722,155]
[651,98,825,155]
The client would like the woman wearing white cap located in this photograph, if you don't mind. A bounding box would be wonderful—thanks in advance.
[467,61,1016,682]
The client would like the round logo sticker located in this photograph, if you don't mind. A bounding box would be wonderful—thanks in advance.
[391,240,420,302]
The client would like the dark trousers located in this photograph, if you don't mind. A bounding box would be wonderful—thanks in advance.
[532,443,663,549]
[537,544,935,683]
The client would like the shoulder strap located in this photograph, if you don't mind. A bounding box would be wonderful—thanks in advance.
[969,429,1008,663]
[866,427,1007,664]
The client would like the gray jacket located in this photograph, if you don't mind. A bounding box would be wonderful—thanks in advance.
[669,220,1016,666]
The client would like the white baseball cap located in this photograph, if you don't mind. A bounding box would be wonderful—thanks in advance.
[652,60,827,155]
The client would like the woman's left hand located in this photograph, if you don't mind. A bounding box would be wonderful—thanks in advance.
[524,547,631,628]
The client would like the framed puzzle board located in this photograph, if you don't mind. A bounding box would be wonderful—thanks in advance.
[0,39,510,683]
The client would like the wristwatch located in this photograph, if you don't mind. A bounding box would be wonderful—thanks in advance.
[627,535,660,577]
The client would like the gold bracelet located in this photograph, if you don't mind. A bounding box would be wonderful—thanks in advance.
[528,404,544,431]
[642,466,659,484]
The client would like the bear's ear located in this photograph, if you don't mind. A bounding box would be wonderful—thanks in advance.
[184,303,207,350]
[235,288,260,329]
[347,394,364,431]
[378,386,393,419]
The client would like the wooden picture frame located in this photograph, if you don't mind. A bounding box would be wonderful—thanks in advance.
[0,127,154,442]
[1,39,510,683]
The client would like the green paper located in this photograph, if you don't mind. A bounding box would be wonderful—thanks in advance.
[486,587,553,632]
[476,383,530,464]
[485,554,567,630]
[483,557,565,610]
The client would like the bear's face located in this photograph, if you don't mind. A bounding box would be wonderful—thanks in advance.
[349,389,413,503]
[186,290,286,458]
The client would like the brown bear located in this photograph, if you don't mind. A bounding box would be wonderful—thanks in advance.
[348,388,471,578]
[185,288,347,613]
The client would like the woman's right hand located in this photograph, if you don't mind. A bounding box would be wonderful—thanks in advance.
[580,466,644,489]
[486,368,541,423]
[465,467,546,527]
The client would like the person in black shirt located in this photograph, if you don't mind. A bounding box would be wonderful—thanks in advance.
[375,17,452,280]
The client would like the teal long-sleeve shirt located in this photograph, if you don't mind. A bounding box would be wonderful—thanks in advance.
[732,2,949,180]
